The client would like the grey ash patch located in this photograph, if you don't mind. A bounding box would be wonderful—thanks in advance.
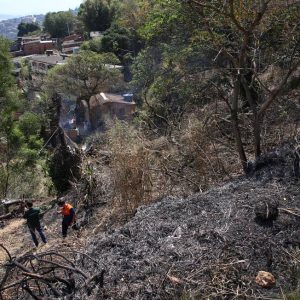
[80,146,300,299]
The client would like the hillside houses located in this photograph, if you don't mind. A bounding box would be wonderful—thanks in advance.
[10,35,57,57]
[89,93,135,128]
[28,52,68,75]
[9,33,134,142]
[22,39,56,56]
[62,34,84,54]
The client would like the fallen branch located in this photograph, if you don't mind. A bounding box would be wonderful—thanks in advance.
[0,213,12,220]
[0,244,12,262]
[0,199,25,206]
[0,247,101,300]
[279,208,300,218]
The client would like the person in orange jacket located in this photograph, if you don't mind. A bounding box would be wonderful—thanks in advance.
[57,199,76,238]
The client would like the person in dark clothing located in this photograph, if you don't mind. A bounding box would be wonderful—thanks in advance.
[57,199,76,238]
[23,201,47,247]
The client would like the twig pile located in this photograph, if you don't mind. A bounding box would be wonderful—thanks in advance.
[0,245,104,300]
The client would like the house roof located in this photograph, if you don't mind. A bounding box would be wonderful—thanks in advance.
[23,40,41,45]
[20,36,40,40]
[62,41,83,50]
[63,34,83,42]
[28,54,67,65]
[40,41,54,44]
[23,40,54,45]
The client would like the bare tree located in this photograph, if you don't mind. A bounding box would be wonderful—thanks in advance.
[185,0,300,171]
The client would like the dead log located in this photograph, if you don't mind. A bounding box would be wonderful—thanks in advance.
[0,213,12,220]
[0,199,25,216]
[0,199,25,206]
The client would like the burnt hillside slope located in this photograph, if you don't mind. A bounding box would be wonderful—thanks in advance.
[85,145,300,299]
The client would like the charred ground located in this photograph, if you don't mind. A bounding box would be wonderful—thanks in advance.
[1,145,300,300]
[79,145,300,299]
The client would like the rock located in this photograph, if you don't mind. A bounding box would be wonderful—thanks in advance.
[255,271,276,288]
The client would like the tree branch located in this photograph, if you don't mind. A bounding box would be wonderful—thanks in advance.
[258,59,300,117]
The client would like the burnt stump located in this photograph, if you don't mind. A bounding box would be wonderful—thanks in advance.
[254,199,279,223]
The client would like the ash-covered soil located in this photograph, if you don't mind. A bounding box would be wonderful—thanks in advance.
[86,146,300,299]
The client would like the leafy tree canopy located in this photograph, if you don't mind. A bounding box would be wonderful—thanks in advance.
[45,50,122,100]
[78,0,117,32]
[0,37,13,98]
[0,91,43,197]
[100,24,143,61]
[43,11,75,38]
[0,38,43,197]
[17,22,41,37]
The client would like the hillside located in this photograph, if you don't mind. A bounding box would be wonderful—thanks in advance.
[1,145,299,299]
[0,15,44,40]
[0,1,299,299]
[82,145,300,299]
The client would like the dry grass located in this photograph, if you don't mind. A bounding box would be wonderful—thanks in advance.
[79,87,299,226]
[107,121,153,217]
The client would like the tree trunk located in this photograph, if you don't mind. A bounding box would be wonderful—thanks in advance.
[253,115,261,158]
[240,74,261,159]
[232,79,248,173]
[232,114,248,172]
[3,162,10,198]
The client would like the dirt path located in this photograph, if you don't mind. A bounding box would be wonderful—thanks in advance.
[0,204,94,265]
[0,218,28,264]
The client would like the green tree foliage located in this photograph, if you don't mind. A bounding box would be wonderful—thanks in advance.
[100,24,143,61]
[116,0,152,32]
[131,1,207,130]
[45,50,122,100]
[44,51,124,131]
[0,37,13,97]
[78,0,116,32]
[81,37,102,53]
[0,38,43,197]
[17,22,40,37]
[43,11,75,38]
[0,92,43,197]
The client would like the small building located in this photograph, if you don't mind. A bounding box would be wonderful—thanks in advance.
[88,92,136,129]
[22,39,56,56]
[27,52,68,75]
[62,34,84,54]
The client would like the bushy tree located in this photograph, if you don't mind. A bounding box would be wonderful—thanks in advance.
[81,37,102,53]
[0,37,13,97]
[0,38,43,197]
[44,50,123,128]
[78,0,116,32]
[43,11,75,38]
[100,24,143,61]
[17,22,40,37]
[0,92,43,197]
[45,50,122,100]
